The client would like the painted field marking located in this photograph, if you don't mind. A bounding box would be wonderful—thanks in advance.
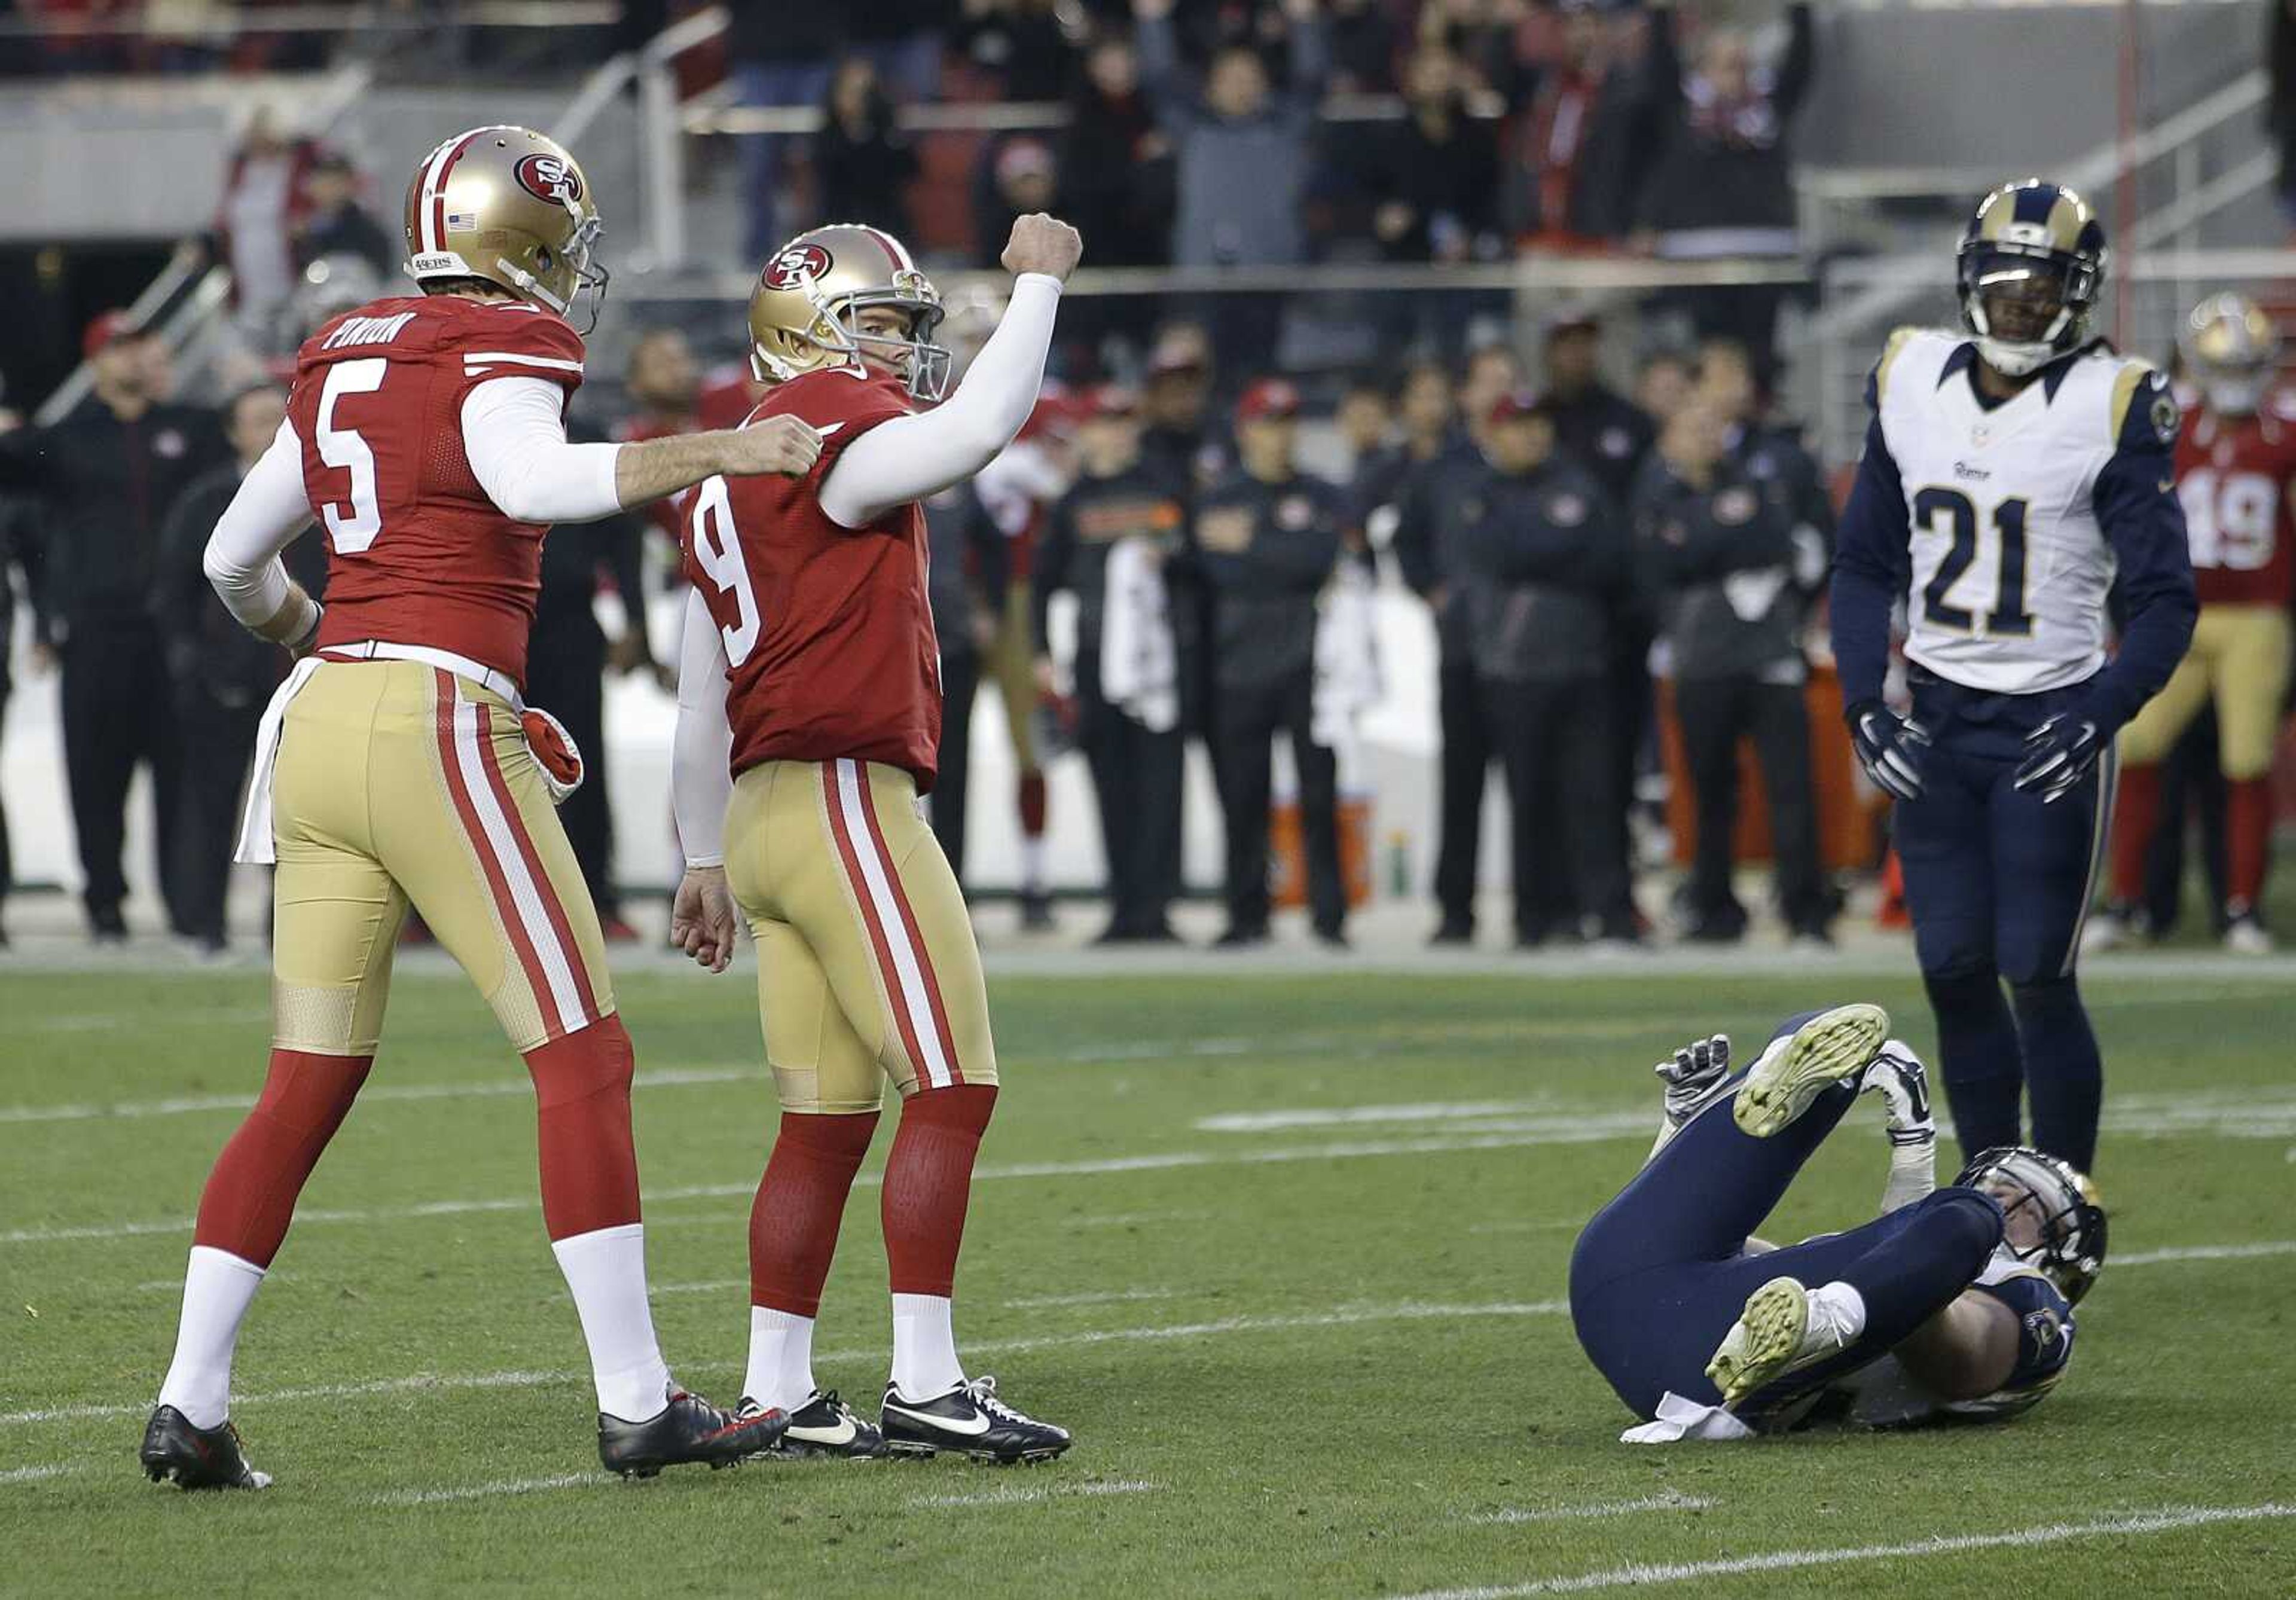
[0,1301,1563,1430]
[1399,1504,2296,1599]
[1061,1210,1213,1230]
[0,1065,761,1127]
[373,1472,593,1507]
[2115,1241,2296,1267]
[912,1478,1158,1510]
[1467,1492,1716,1525]
[1198,1100,1547,1132]
[1003,1288,1178,1309]
[0,1128,1641,1248]
[0,1464,84,1486]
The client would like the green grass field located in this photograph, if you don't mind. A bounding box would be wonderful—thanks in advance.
[2,965,2292,1597]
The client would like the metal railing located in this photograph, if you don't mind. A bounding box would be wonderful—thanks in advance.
[0,2,617,38]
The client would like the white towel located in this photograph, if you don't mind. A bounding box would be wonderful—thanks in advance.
[233,656,323,865]
[1099,538,1180,734]
[1311,560,1384,749]
[1619,1391,1757,1444]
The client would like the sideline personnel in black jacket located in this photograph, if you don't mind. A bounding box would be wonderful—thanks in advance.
[152,383,328,953]
[0,315,224,939]
[1634,398,1833,944]
[1034,386,1190,943]
[1184,378,1347,948]
[924,479,1005,894]
[1452,389,1639,946]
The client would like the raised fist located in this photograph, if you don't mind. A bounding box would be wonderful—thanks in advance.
[1002,213,1084,283]
[723,413,823,478]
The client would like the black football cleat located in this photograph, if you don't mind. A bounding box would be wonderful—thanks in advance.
[140,1405,271,1491]
[597,1391,786,1479]
[880,1375,1071,1464]
[748,1390,888,1459]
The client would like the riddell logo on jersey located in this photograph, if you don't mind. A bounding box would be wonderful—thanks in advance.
[762,243,833,291]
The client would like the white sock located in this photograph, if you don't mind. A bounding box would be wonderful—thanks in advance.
[155,1246,266,1430]
[745,1306,817,1412]
[1806,1281,1869,1351]
[890,1292,964,1400]
[1019,836,1047,893]
[551,1223,674,1422]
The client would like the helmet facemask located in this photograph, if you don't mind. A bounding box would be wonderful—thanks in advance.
[752,282,949,402]
[1956,1146,2107,1304]
[1959,244,2097,378]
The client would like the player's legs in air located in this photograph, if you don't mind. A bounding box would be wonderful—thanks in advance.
[1895,675,2115,1172]
[724,758,1070,1463]
[1571,1005,2004,1425]
[142,664,781,1489]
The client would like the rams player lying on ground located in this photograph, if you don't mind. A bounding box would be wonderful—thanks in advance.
[1570,1004,2103,1440]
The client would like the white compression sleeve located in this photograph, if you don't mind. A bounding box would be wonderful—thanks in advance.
[671,586,735,868]
[460,375,626,524]
[201,419,316,630]
[817,273,1063,529]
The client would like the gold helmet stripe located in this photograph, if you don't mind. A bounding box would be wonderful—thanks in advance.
[2045,191,2086,252]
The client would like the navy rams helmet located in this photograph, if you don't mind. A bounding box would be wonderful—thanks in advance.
[2181,291,2280,417]
[1956,180,2108,378]
[1956,1146,2107,1305]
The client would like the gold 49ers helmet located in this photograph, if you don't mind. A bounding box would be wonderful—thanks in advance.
[404,126,606,329]
[2181,291,2280,416]
[747,224,949,401]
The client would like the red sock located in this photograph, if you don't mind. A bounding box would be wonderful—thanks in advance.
[522,1015,640,1241]
[750,1111,879,1315]
[1018,770,1046,837]
[194,1049,372,1267]
[2109,764,2162,905]
[2227,777,2273,911]
[882,1085,998,1298]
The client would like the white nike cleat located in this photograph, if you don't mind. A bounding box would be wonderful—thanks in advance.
[1732,1003,1890,1139]
[1705,1277,1861,1409]
[2224,914,2275,957]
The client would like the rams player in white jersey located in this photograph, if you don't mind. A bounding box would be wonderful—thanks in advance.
[1830,181,2197,1177]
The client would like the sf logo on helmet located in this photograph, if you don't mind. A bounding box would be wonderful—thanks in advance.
[762,243,833,291]
[514,154,584,206]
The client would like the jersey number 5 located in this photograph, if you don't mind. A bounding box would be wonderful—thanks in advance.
[316,357,388,554]
[1916,487,2032,637]
[691,476,762,666]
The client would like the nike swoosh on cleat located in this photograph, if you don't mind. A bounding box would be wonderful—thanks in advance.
[887,1401,991,1437]
[790,1418,859,1446]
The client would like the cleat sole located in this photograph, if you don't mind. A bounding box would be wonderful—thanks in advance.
[1733,1004,1889,1138]
[1707,1277,1812,1407]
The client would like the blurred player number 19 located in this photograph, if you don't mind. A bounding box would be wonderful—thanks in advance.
[316,357,388,554]
[691,475,762,666]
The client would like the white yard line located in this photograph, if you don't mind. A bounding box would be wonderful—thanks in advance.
[1399,1504,2296,1599]
[0,1302,1562,1430]
[0,1464,84,1485]
[2115,1240,2296,1266]
[0,1066,762,1127]
[1468,1493,1715,1525]
[372,1472,594,1507]
[912,1479,1158,1509]
[1003,1288,1178,1309]
[0,1128,1644,1248]
[1198,1101,1547,1132]
[1061,1210,1213,1230]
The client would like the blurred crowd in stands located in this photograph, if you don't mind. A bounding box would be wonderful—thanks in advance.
[0,0,1873,957]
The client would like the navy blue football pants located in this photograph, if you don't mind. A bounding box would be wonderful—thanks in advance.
[1570,1012,2006,1422]
[1895,670,2114,1171]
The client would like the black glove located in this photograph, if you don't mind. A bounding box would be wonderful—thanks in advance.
[1845,698,1930,802]
[2012,712,2105,804]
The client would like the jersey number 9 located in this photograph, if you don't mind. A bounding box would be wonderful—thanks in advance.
[691,475,762,667]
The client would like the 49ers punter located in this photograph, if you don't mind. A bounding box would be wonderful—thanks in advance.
[670,213,1082,1462]
[140,126,822,1489]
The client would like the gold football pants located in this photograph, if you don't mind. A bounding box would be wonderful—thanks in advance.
[268,660,616,1057]
[2116,604,2292,778]
[725,758,997,1114]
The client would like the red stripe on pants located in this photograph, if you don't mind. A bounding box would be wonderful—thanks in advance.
[432,671,557,1023]
[820,761,937,1085]
[473,703,602,1026]
[853,764,963,1084]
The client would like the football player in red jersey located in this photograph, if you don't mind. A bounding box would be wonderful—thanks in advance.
[668,214,1082,1462]
[2092,293,2296,954]
[139,126,824,1490]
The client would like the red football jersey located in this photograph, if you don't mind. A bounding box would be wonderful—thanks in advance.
[2173,398,2296,608]
[681,368,943,787]
[289,294,586,685]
